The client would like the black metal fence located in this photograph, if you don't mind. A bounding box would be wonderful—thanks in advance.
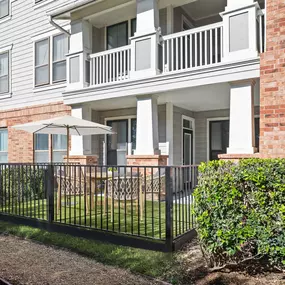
[0,163,198,251]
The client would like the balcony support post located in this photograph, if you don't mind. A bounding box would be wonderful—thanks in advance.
[221,0,260,62]
[66,20,92,90]
[130,0,162,79]
[227,80,257,155]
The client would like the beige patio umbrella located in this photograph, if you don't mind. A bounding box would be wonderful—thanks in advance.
[12,115,114,162]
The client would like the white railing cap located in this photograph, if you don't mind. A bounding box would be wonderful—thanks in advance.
[90,45,131,59]
[163,22,223,41]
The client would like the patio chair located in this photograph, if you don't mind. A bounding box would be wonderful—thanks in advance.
[105,175,143,222]
[56,169,91,215]
[144,169,166,198]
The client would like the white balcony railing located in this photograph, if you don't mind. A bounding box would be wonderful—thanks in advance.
[162,22,223,73]
[90,45,131,86]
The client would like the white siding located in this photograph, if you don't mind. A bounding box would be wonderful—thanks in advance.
[0,0,73,111]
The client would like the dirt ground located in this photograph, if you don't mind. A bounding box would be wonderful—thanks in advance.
[0,235,165,285]
[0,234,284,285]
[176,241,285,285]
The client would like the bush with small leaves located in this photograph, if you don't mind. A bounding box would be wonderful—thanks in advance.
[194,159,285,271]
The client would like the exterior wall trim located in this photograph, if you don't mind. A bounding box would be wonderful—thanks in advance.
[63,57,260,105]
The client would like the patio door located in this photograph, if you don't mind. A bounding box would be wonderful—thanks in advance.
[107,120,128,165]
[183,129,193,165]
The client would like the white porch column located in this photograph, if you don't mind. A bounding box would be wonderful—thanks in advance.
[166,102,173,165]
[134,96,160,155]
[130,0,162,79]
[221,0,260,62]
[66,20,92,90]
[227,80,256,155]
[70,106,92,156]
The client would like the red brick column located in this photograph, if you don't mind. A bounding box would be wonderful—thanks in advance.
[260,0,285,158]
[126,155,168,166]
[64,155,98,165]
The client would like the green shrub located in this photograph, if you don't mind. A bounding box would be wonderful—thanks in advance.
[0,166,46,204]
[194,159,285,270]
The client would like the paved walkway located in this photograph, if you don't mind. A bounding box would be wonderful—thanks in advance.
[0,235,164,285]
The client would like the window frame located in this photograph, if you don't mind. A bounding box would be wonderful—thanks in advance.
[0,50,9,95]
[34,133,67,163]
[52,33,69,84]
[106,20,129,51]
[0,0,10,22]
[34,32,69,88]
[0,128,8,163]
[34,38,50,87]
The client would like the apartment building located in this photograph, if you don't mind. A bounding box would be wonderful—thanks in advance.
[0,0,280,166]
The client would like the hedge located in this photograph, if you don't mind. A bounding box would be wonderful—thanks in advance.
[0,167,46,205]
[194,159,285,270]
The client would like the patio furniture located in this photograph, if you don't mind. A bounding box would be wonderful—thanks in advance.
[105,174,143,222]
[56,170,91,214]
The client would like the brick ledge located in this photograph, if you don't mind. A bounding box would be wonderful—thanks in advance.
[219,153,260,160]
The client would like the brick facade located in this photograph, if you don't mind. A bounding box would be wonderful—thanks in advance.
[0,102,71,163]
[260,0,285,158]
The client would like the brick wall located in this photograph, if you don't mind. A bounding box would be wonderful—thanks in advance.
[0,102,71,163]
[260,0,285,158]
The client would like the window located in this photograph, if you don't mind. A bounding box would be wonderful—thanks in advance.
[0,51,8,94]
[209,120,229,161]
[0,0,9,20]
[52,134,67,162]
[0,128,8,162]
[34,134,67,163]
[53,34,68,83]
[209,118,260,160]
[107,21,128,50]
[34,134,49,163]
[35,33,68,87]
[35,39,49,86]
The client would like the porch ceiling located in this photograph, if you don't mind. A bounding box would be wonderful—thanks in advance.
[87,81,260,112]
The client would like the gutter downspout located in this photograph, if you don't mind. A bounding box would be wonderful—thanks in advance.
[48,15,71,37]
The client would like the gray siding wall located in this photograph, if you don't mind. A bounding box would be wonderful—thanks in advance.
[0,0,73,111]
[159,8,167,36]
[92,26,105,53]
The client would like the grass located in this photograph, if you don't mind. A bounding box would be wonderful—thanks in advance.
[0,220,176,280]
[1,194,194,240]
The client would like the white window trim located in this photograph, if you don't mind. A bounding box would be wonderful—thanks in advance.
[181,115,195,165]
[104,115,136,165]
[0,0,11,25]
[33,0,55,10]
[206,115,260,161]
[0,44,12,99]
[181,15,194,31]
[33,31,69,89]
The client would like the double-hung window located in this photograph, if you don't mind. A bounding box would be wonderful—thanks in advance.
[52,134,67,162]
[0,51,9,94]
[35,39,49,86]
[34,134,67,163]
[53,34,68,83]
[0,0,9,20]
[0,128,8,162]
[35,33,68,87]
[34,134,49,163]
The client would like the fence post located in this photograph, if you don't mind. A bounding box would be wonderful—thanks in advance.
[47,164,55,223]
[165,166,173,252]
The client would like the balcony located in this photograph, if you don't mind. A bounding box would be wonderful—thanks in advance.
[54,0,265,104]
